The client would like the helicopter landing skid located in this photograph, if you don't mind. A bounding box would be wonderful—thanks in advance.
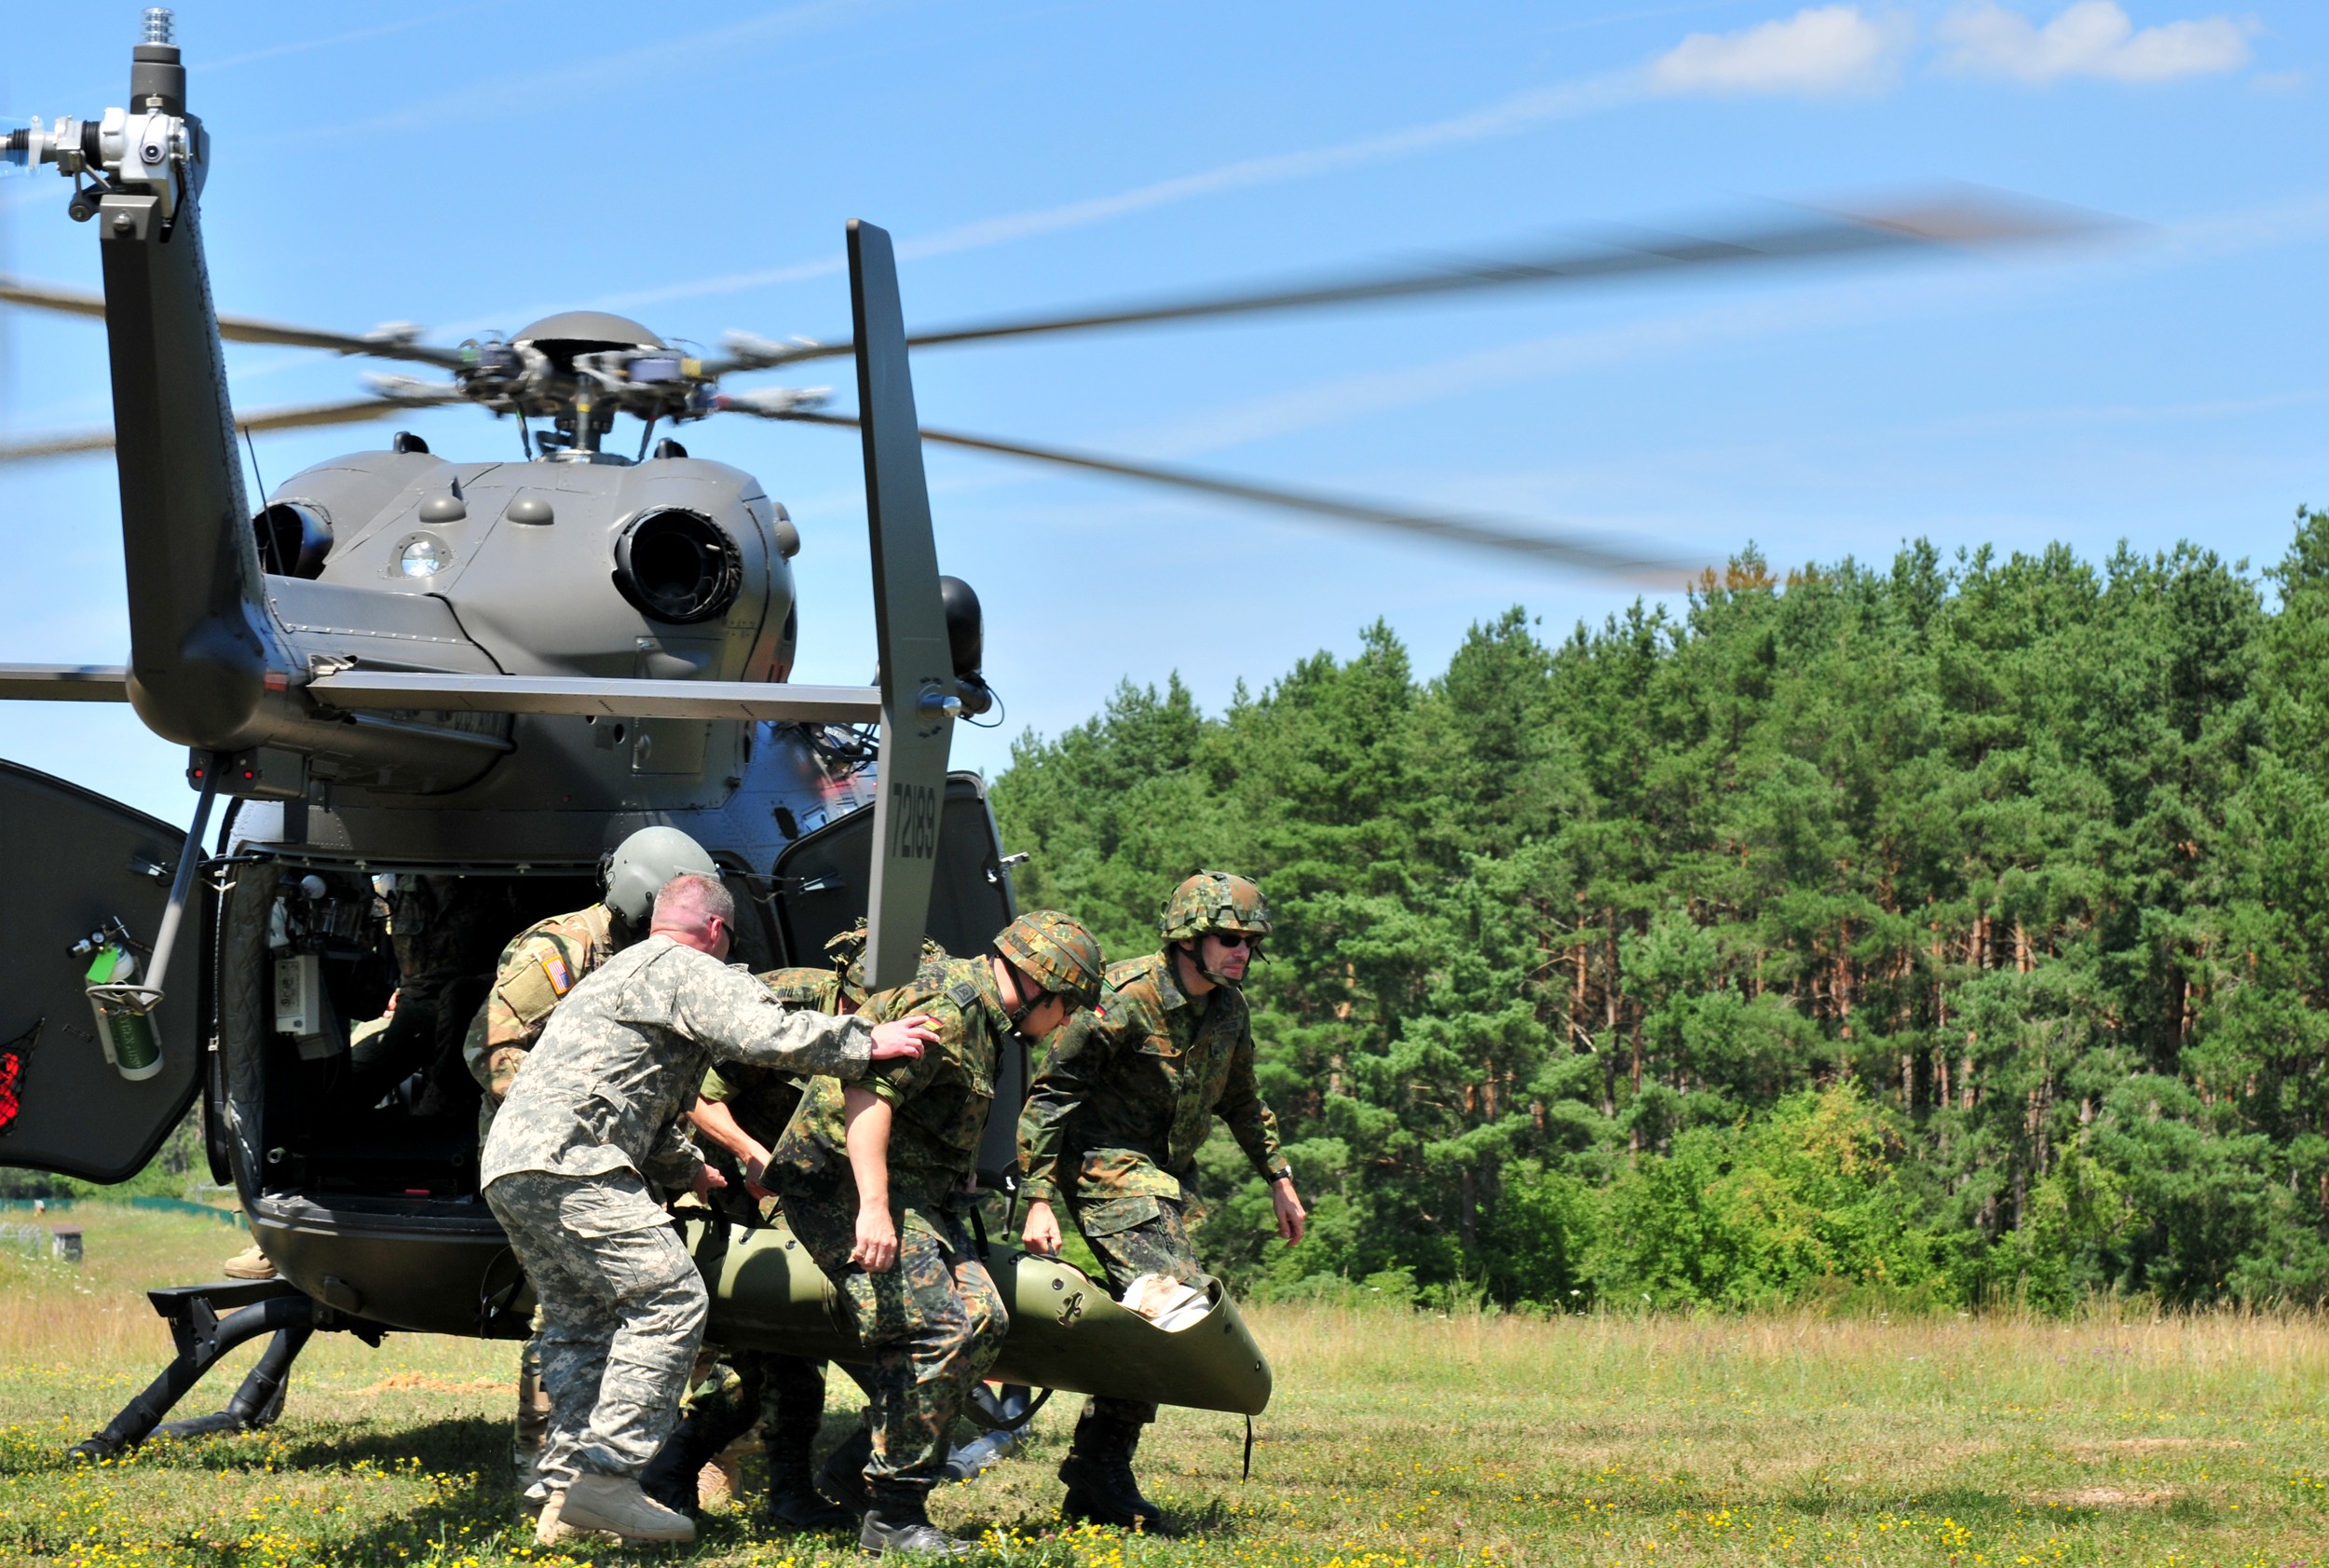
[71,1279,381,1459]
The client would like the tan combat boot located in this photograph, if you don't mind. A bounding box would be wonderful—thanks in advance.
[556,1473,696,1544]
[221,1245,276,1281]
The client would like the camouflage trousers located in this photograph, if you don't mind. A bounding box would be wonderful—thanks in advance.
[783,1186,1007,1496]
[680,1349,830,1466]
[1070,1192,1205,1425]
[484,1170,708,1489]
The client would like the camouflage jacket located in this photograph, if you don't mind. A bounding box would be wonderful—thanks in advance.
[764,951,999,1208]
[1016,949,1290,1207]
[697,966,844,1160]
[463,903,620,1106]
[480,935,873,1196]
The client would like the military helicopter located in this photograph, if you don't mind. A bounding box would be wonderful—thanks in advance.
[0,12,2079,1459]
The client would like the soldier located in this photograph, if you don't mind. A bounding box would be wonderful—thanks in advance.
[465,825,720,1515]
[638,923,940,1533]
[758,911,1104,1558]
[484,872,940,1547]
[1017,870,1307,1533]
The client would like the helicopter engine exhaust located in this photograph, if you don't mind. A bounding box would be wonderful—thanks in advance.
[612,507,743,624]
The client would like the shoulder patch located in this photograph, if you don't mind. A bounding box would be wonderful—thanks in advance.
[947,979,980,1011]
[540,952,574,997]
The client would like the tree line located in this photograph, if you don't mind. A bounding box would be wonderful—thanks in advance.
[993,511,2329,1313]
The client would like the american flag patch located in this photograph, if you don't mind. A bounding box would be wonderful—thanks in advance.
[541,954,573,996]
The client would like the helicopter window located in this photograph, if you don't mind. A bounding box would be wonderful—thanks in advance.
[612,508,742,624]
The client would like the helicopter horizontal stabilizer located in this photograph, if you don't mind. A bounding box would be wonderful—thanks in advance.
[304,670,880,725]
[0,663,131,702]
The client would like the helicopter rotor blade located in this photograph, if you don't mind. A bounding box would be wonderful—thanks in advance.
[0,387,463,465]
[714,190,2107,372]
[0,664,131,702]
[0,274,464,368]
[768,408,1683,580]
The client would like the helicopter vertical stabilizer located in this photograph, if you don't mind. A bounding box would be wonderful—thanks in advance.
[850,220,956,991]
[94,39,279,751]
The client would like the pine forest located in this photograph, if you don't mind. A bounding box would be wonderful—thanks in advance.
[993,511,2329,1314]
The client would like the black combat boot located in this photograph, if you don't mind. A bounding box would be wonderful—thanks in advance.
[1058,1408,1166,1533]
[763,1455,854,1533]
[859,1482,972,1558]
[817,1424,874,1519]
[639,1409,728,1515]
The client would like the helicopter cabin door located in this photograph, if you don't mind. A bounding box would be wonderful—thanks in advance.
[0,761,206,1183]
[771,770,1024,1180]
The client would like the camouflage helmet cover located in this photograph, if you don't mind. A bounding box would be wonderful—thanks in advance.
[993,909,1105,1011]
[604,825,718,924]
[1159,870,1272,943]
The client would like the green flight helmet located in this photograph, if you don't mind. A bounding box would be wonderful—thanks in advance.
[992,910,1105,1012]
[1159,870,1272,944]
[604,825,718,925]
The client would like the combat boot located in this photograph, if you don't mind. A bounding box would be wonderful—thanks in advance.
[858,1484,972,1558]
[556,1473,696,1545]
[818,1423,874,1518]
[764,1455,854,1533]
[1058,1410,1166,1533]
[640,1408,728,1514]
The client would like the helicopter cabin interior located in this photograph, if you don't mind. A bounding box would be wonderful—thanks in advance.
[203,776,1017,1215]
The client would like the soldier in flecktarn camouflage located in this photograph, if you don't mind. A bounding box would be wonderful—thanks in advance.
[1018,870,1308,1534]
[482,873,939,1548]
[758,911,1104,1560]
[638,921,946,1534]
[461,826,718,1520]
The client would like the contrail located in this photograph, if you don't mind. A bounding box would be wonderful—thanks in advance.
[194,3,514,74]
[582,69,1647,316]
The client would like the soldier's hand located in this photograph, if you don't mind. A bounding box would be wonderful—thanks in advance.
[1022,1200,1063,1257]
[692,1165,729,1199]
[1271,1177,1307,1246]
[868,1014,941,1061]
[852,1205,899,1273]
[742,1154,774,1199]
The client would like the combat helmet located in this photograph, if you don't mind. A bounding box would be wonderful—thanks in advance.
[603,825,718,924]
[992,910,1105,1014]
[1159,870,1272,944]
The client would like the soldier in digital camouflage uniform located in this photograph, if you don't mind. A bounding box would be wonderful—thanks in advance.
[1018,870,1307,1533]
[463,826,720,1514]
[640,922,943,1533]
[484,872,940,1548]
[760,910,1104,1559]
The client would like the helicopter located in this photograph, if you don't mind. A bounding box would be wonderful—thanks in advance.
[0,11,2080,1460]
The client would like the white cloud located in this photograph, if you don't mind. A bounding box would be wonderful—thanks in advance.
[1650,6,1912,97]
[1936,3,2253,84]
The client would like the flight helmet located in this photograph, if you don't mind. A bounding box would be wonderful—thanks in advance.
[604,826,718,924]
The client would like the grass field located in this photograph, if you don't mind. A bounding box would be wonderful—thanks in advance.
[4,1207,2327,1568]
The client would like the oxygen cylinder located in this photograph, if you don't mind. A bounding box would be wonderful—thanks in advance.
[82,945,162,1082]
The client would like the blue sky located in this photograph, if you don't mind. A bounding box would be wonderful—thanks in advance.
[3,1,2324,825]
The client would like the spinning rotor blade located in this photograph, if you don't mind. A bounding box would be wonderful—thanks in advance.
[1,274,462,368]
[775,408,1681,579]
[0,389,461,465]
[718,191,2103,371]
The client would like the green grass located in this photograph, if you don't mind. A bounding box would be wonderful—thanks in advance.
[5,1207,2328,1567]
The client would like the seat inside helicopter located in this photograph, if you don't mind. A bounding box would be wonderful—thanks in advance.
[215,862,780,1203]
